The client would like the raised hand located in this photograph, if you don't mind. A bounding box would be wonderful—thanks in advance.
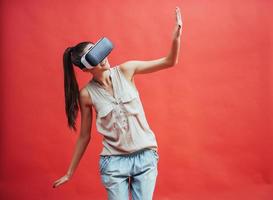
[173,6,183,38]
[176,7,182,28]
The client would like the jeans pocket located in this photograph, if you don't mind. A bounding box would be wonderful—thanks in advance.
[99,156,112,174]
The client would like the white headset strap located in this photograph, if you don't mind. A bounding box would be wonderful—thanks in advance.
[80,53,93,69]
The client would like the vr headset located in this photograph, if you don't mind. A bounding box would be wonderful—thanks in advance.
[81,37,114,69]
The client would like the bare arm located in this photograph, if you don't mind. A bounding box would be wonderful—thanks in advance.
[66,88,93,177]
[119,7,183,80]
[53,88,93,188]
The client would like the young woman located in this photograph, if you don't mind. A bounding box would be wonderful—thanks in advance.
[53,7,182,200]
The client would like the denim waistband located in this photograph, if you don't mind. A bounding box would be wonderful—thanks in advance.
[100,148,153,158]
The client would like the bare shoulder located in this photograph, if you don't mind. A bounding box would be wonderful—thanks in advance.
[79,87,93,107]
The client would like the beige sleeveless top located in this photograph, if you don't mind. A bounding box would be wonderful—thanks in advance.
[85,66,158,155]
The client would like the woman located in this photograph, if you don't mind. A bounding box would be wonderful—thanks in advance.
[53,7,182,200]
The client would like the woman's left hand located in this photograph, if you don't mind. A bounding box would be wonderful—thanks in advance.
[173,6,183,39]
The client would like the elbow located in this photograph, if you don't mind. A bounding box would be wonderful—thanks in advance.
[172,58,180,66]
[165,59,178,67]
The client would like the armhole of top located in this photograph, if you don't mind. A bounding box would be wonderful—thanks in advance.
[116,65,139,94]
[84,84,95,107]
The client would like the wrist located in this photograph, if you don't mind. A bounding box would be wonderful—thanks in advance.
[173,30,182,40]
[66,171,73,178]
[172,36,181,42]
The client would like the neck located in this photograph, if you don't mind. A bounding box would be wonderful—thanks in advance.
[92,68,111,87]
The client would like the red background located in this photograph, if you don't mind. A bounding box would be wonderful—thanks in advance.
[1,0,272,199]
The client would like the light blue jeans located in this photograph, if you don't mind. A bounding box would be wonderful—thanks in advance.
[99,148,159,200]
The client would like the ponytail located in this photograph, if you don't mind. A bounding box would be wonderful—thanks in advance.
[63,47,79,131]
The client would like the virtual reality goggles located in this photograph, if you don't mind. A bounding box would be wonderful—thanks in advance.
[81,37,114,69]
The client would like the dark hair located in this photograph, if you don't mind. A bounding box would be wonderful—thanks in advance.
[63,41,93,131]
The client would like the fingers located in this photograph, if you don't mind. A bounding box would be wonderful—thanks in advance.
[175,6,180,18]
[52,175,69,188]
[53,179,63,188]
[175,6,183,28]
[53,182,59,188]
[53,180,65,188]
[176,6,180,13]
